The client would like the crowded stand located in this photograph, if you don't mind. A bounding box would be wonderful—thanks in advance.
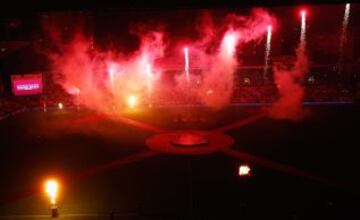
[0,65,358,119]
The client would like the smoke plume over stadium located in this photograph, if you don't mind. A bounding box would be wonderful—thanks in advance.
[44,8,276,114]
[269,10,308,121]
[270,45,309,120]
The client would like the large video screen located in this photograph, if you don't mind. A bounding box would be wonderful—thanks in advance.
[11,73,43,96]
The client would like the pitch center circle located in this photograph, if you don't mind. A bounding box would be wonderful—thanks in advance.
[146,130,234,155]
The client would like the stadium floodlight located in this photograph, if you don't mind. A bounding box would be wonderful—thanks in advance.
[58,103,63,110]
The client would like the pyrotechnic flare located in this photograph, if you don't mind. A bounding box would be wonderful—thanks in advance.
[199,7,275,109]
[338,3,351,74]
[263,25,272,80]
[127,95,137,109]
[140,54,153,98]
[239,165,251,176]
[300,10,306,50]
[108,67,115,88]
[74,87,80,110]
[269,9,309,120]
[201,29,240,109]
[45,180,59,205]
[184,47,190,82]
[221,30,239,58]
[48,9,273,112]
[300,10,307,51]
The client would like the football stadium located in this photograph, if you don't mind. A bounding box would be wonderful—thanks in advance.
[0,1,359,219]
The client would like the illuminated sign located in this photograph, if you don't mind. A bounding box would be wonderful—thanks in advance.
[11,73,43,96]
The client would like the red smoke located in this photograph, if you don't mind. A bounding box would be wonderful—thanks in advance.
[199,29,240,108]
[184,9,276,109]
[45,9,276,113]
[270,44,309,120]
[49,24,166,113]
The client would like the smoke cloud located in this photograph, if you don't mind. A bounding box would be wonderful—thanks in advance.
[269,44,309,121]
[176,9,276,109]
[44,9,276,114]
[47,21,166,114]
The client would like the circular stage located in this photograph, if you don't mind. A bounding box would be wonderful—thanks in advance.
[146,130,234,155]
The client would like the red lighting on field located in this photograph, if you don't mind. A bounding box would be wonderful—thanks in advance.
[238,165,251,176]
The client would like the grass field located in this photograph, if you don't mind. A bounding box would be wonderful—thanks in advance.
[0,105,359,219]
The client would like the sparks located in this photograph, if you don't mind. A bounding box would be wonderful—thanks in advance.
[263,25,272,80]
[184,47,190,82]
[140,54,153,97]
[338,3,351,73]
[300,9,307,50]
